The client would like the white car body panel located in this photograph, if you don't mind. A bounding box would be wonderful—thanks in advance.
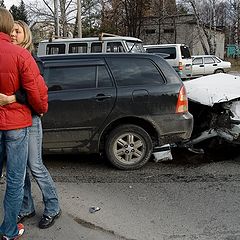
[184,73,240,146]
[184,73,240,106]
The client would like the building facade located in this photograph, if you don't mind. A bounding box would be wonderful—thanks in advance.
[140,14,225,59]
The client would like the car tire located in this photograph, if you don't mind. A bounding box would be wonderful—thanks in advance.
[105,124,153,170]
[214,69,224,74]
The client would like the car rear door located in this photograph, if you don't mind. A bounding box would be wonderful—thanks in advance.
[105,55,174,116]
[41,58,116,152]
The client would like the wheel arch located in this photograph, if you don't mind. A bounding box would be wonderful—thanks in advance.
[214,68,225,74]
[99,117,159,152]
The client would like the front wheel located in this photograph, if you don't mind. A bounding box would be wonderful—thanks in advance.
[105,124,153,170]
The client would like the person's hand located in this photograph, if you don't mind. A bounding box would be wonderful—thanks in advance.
[0,94,16,106]
[0,93,10,106]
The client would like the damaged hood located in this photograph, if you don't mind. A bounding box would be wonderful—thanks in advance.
[184,73,240,106]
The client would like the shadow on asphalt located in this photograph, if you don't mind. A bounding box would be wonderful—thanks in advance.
[171,140,240,166]
[43,153,113,170]
[43,140,240,171]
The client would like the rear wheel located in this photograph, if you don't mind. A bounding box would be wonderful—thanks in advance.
[214,69,224,74]
[105,124,153,170]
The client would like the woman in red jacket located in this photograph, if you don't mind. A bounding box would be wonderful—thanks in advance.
[0,8,48,240]
[0,20,61,230]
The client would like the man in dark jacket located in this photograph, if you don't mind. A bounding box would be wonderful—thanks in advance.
[0,8,48,240]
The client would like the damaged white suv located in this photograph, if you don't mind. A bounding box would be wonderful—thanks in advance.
[184,73,240,150]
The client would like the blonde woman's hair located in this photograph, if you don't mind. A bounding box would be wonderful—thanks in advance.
[0,7,14,35]
[14,20,34,52]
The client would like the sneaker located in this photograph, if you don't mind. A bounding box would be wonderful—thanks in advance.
[38,209,61,229]
[17,211,36,223]
[2,223,25,240]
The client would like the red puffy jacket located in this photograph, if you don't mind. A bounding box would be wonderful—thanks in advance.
[0,32,48,130]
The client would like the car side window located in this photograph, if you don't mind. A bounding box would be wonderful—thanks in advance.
[204,57,215,64]
[46,44,65,55]
[107,58,164,86]
[44,65,112,91]
[192,57,203,65]
[91,43,102,53]
[97,66,113,88]
[69,43,88,53]
[106,42,125,52]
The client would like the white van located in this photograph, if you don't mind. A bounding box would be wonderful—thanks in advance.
[37,33,145,56]
[144,44,192,79]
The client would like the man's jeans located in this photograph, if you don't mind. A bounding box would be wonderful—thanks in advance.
[20,115,60,217]
[0,128,29,238]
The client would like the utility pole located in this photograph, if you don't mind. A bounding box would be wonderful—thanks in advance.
[54,0,60,37]
[77,0,82,38]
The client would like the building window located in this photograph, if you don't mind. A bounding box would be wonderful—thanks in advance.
[163,29,174,33]
[145,29,156,34]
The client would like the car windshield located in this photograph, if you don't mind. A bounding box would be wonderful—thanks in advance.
[126,41,145,53]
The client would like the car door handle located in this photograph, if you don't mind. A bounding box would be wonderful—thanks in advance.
[95,94,112,101]
[213,64,217,66]
[199,65,204,67]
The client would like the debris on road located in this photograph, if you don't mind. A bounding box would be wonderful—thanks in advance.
[89,206,101,213]
[152,144,173,162]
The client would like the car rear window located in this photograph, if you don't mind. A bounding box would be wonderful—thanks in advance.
[180,46,191,59]
[213,57,221,63]
[146,47,176,59]
[107,57,164,86]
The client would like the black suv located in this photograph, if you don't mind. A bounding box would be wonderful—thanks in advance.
[39,53,193,169]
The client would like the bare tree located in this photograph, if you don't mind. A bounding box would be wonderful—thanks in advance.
[100,0,150,37]
[27,0,101,38]
[148,0,177,44]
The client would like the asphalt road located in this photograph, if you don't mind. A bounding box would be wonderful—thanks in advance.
[1,144,240,240]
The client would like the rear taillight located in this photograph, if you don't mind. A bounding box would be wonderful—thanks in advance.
[178,62,183,71]
[176,85,188,113]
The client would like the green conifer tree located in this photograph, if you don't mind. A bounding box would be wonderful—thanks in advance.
[18,0,28,24]
[0,0,6,8]
[10,0,29,24]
